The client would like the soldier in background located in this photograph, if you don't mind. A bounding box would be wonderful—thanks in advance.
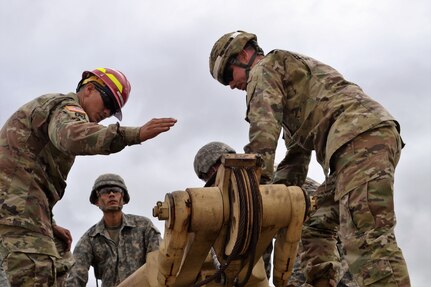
[209,31,410,286]
[194,142,358,286]
[0,68,176,286]
[65,173,161,287]
[193,142,268,286]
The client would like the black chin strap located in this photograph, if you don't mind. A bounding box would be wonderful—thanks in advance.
[234,50,258,82]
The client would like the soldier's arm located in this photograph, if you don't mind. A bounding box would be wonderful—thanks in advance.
[244,66,284,183]
[47,104,141,155]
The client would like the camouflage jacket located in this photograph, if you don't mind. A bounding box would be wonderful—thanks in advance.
[65,213,161,287]
[0,93,141,240]
[244,50,398,187]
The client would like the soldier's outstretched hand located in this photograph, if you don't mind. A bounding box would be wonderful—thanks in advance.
[139,118,177,142]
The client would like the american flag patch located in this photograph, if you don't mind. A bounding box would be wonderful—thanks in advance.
[64,105,85,114]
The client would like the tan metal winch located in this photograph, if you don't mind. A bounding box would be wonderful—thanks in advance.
[118,154,307,287]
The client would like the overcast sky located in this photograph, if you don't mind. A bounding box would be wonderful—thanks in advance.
[1,0,430,286]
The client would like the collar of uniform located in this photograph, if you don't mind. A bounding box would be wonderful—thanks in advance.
[90,214,136,237]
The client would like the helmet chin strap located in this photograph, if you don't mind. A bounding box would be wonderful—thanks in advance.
[233,50,258,82]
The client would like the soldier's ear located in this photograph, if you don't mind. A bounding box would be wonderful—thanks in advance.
[82,82,97,97]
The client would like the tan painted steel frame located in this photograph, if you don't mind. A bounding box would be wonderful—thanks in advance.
[118,154,306,287]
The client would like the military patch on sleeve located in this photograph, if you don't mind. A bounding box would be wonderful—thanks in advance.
[64,105,86,114]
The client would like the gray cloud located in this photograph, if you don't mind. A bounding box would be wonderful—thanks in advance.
[1,0,430,286]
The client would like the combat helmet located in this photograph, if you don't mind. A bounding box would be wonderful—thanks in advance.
[90,173,130,204]
[209,31,259,85]
[193,141,236,180]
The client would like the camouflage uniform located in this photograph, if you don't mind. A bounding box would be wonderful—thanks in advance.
[0,227,74,287]
[55,236,75,287]
[285,178,357,287]
[65,213,161,287]
[0,93,141,286]
[243,50,410,286]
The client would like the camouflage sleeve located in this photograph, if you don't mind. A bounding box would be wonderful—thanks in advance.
[48,104,141,155]
[144,221,162,258]
[65,233,93,287]
[244,66,284,183]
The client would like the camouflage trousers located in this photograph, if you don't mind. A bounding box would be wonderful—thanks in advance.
[287,240,357,287]
[301,125,410,286]
[0,226,74,287]
[2,252,57,286]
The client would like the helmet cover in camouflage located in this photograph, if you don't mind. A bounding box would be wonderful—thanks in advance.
[90,173,130,204]
[193,142,236,180]
[209,30,257,85]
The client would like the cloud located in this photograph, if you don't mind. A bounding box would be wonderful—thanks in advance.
[1,0,430,286]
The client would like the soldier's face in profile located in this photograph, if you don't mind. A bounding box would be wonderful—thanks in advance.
[81,83,111,123]
[226,56,248,91]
